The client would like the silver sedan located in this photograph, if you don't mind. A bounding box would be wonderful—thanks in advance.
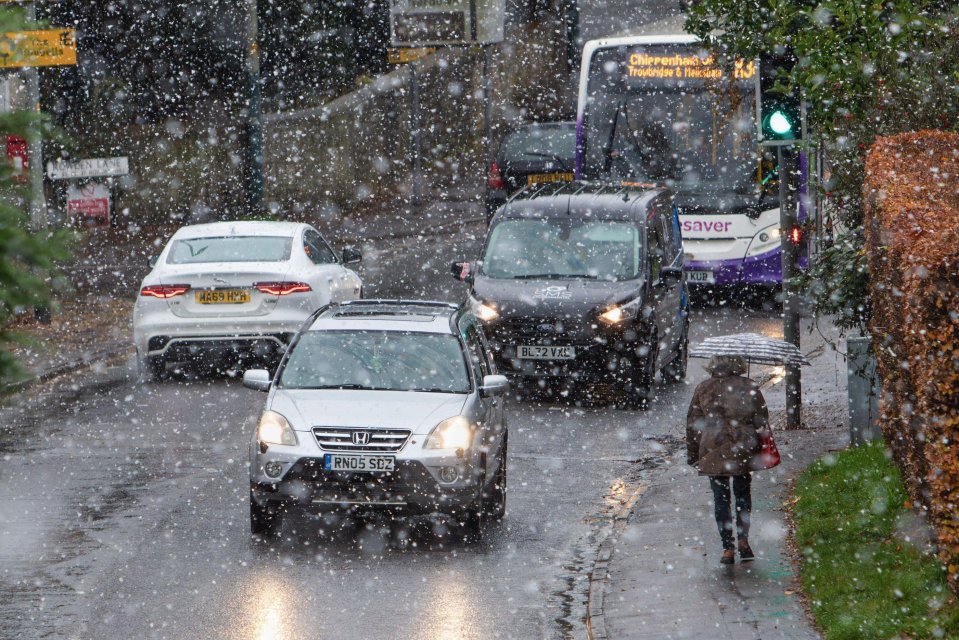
[133,220,362,379]
[243,300,510,542]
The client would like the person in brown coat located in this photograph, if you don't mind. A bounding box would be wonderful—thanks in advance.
[686,355,770,564]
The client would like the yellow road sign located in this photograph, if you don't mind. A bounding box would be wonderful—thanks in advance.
[387,47,436,64]
[0,30,77,68]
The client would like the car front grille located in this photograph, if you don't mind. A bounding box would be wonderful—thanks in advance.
[312,427,411,452]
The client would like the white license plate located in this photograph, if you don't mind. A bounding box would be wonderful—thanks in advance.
[517,345,576,360]
[324,454,395,473]
[687,270,715,284]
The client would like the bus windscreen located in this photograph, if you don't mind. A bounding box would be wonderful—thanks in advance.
[581,44,773,207]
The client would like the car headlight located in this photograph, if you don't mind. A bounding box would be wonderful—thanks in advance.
[425,416,473,450]
[746,224,782,257]
[599,297,642,325]
[470,296,500,322]
[257,410,297,446]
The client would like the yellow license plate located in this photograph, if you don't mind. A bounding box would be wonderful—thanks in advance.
[527,172,573,185]
[195,289,250,304]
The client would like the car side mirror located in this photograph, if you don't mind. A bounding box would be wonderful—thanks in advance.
[480,374,509,397]
[660,266,683,287]
[342,247,362,265]
[147,255,159,269]
[243,369,272,392]
[451,261,473,284]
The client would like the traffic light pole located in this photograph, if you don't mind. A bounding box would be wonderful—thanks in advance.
[778,144,802,429]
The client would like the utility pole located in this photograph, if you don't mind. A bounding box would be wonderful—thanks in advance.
[24,1,46,229]
[243,0,263,217]
[778,144,802,428]
[409,60,422,207]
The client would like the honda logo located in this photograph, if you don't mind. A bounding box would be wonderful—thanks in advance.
[351,431,371,446]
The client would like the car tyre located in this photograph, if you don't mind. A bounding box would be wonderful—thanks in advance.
[138,354,166,382]
[484,439,508,520]
[461,507,484,544]
[618,332,657,410]
[250,490,284,538]
[662,320,689,383]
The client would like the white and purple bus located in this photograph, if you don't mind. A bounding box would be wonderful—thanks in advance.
[575,33,809,288]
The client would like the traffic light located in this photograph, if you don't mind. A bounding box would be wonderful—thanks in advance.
[758,54,802,145]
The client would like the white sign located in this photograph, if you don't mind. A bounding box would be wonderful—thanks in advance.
[47,156,129,180]
[390,0,505,46]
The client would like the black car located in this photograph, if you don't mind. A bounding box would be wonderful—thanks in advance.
[454,181,689,408]
[485,121,576,222]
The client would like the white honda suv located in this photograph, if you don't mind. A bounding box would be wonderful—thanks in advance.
[243,300,510,542]
[133,221,362,379]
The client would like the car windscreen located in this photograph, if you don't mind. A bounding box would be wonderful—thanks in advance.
[502,127,576,165]
[279,330,471,393]
[482,218,642,281]
[166,236,293,264]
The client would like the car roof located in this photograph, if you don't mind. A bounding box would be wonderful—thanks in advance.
[497,181,667,222]
[308,300,461,335]
[171,220,306,240]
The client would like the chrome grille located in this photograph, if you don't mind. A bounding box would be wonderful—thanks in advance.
[312,427,411,452]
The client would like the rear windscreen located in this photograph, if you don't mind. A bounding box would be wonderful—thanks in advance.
[502,126,576,161]
[167,236,293,264]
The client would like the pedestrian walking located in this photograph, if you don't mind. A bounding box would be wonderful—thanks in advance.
[685,355,770,564]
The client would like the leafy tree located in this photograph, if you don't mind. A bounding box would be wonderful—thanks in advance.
[686,0,959,332]
[0,8,73,388]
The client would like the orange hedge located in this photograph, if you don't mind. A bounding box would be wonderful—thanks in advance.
[863,130,959,594]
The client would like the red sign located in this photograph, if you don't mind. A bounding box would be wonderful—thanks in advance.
[6,134,27,183]
[67,181,111,227]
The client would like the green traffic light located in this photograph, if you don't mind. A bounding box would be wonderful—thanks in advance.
[769,110,792,135]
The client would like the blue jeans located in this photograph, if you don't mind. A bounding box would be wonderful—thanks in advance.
[709,475,752,550]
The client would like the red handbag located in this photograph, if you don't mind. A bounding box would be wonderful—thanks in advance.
[756,431,781,470]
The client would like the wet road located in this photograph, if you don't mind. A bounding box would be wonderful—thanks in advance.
[0,225,784,639]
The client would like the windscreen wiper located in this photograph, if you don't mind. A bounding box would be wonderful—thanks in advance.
[512,273,597,279]
[293,383,372,390]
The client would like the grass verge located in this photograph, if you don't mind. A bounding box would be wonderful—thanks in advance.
[793,441,959,639]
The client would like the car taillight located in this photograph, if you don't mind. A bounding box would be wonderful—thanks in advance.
[253,282,312,296]
[487,162,505,190]
[140,284,190,299]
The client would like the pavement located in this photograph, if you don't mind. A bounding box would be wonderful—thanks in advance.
[588,320,851,640]
[7,183,855,640]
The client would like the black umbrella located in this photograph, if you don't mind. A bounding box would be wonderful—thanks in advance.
[689,332,810,367]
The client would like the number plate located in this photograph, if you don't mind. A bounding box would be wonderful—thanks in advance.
[324,454,395,473]
[527,172,574,185]
[195,289,250,304]
[686,270,715,284]
[517,345,576,360]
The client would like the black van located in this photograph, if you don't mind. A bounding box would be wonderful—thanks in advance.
[452,181,689,409]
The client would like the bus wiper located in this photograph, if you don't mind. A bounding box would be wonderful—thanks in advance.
[512,273,597,279]
[520,152,572,171]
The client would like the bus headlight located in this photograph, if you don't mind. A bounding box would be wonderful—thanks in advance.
[747,224,781,257]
